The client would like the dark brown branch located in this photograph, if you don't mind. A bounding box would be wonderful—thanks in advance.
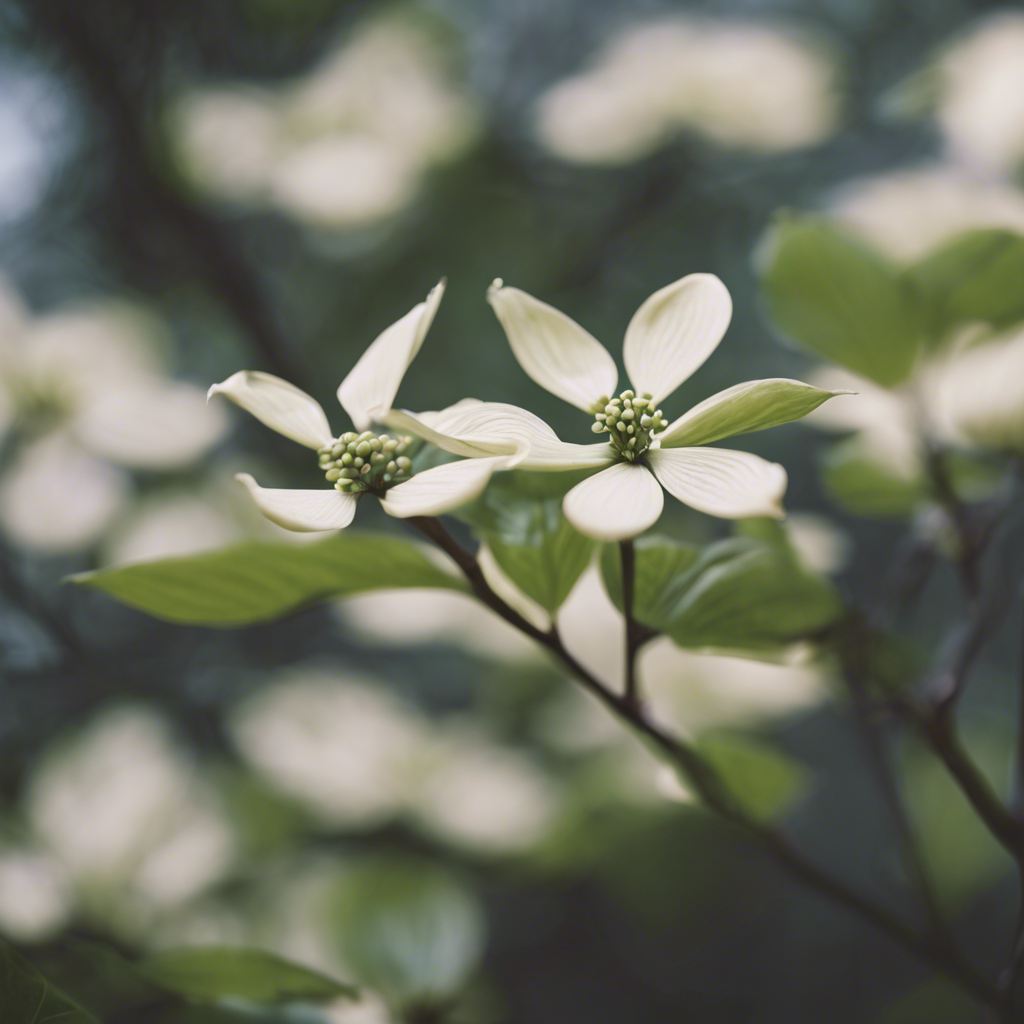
[619,539,642,708]
[408,515,1003,1013]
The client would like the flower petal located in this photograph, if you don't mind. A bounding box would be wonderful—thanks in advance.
[383,408,523,460]
[487,280,619,411]
[379,456,510,518]
[647,446,787,520]
[208,371,333,449]
[236,473,358,531]
[562,462,664,541]
[389,401,615,471]
[338,280,445,430]
[0,434,130,552]
[76,380,229,468]
[658,378,851,449]
[623,273,732,404]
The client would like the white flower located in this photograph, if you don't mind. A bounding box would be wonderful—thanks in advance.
[931,13,1024,176]
[393,275,843,542]
[534,17,838,163]
[170,14,478,231]
[827,164,1024,263]
[208,282,522,532]
[25,706,235,937]
[0,289,228,552]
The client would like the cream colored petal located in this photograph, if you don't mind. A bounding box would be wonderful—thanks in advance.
[647,446,787,519]
[383,408,522,460]
[487,281,619,411]
[0,435,129,552]
[379,456,509,518]
[389,401,615,470]
[75,381,229,469]
[658,378,851,449]
[337,280,445,430]
[562,462,664,541]
[555,563,626,692]
[235,473,357,531]
[623,274,732,404]
[208,371,333,450]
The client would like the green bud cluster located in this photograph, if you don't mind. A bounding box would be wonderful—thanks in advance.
[317,431,414,493]
[589,390,666,461]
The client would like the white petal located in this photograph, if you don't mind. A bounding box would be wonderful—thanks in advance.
[0,435,129,552]
[487,280,619,411]
[337,281,445,430]
[389,401,615,471]
[562,462,664,541]
[383,408,523,460]
[235,473,358,531]
[379,456,510,518]
[75,381,229,468]
[623,274,733,404]
[647,446,787,520]
[208,371,333,450]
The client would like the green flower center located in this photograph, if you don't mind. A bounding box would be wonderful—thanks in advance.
[589,390,666,462]
[318,431,414,494]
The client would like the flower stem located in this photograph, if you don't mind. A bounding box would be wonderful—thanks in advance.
[619,539,642,708]
[407,515,1005,1014]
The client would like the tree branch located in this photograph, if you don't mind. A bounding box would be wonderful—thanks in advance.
[408,515,1004,1013]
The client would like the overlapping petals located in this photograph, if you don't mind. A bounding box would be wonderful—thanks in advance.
[484,274,844,539]
[211,282,521,532]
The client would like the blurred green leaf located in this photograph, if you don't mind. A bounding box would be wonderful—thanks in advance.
[137,948,356,1005]
[904,229,1024,339]
[0,941,99,1024]
[876,978,984,1023]
[333,858,484,1003]
[71,533,467,625]
[456,469,593,538]
[601,536,842,651]
[696,733,810,821]
[759,216,922,387]
[903,728,1014,910]
[821,437,924,519]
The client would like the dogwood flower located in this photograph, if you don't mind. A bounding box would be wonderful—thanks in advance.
[208,282,519,532]
[391,275,844,541]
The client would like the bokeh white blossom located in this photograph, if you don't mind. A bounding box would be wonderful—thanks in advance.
[535,16,839,164]
[0,278,227,552]
[827,164,1024,263]
[230,671,561,856]
[171,14,479,231]
[0,706,236,942]
[921,12,1024,177]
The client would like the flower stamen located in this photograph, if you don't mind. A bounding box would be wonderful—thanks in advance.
[589,390,666,461]
[318,431,414,493]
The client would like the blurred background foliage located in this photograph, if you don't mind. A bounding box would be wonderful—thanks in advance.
[1,0,1024,1021]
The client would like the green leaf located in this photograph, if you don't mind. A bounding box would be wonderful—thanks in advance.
[876,979,983,1024]
[600,535,702,626]
[659,378,846,449]
[333,859,484,1002]
[820,437,924,519]
[695,733,809,821]
[71,533,468,626]
[0,942,99,1024]
[759,216,922,387]
[601,536,842,652]
[904,229,1024,339]
[461,472,595,612]
[902,728,1013,911]
[137,948,357,1005]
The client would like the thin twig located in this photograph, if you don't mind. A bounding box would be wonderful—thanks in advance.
[925,446,981,598]
[836,619,952,948]
[619,539,642,708]
[408,516,1004,1013]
